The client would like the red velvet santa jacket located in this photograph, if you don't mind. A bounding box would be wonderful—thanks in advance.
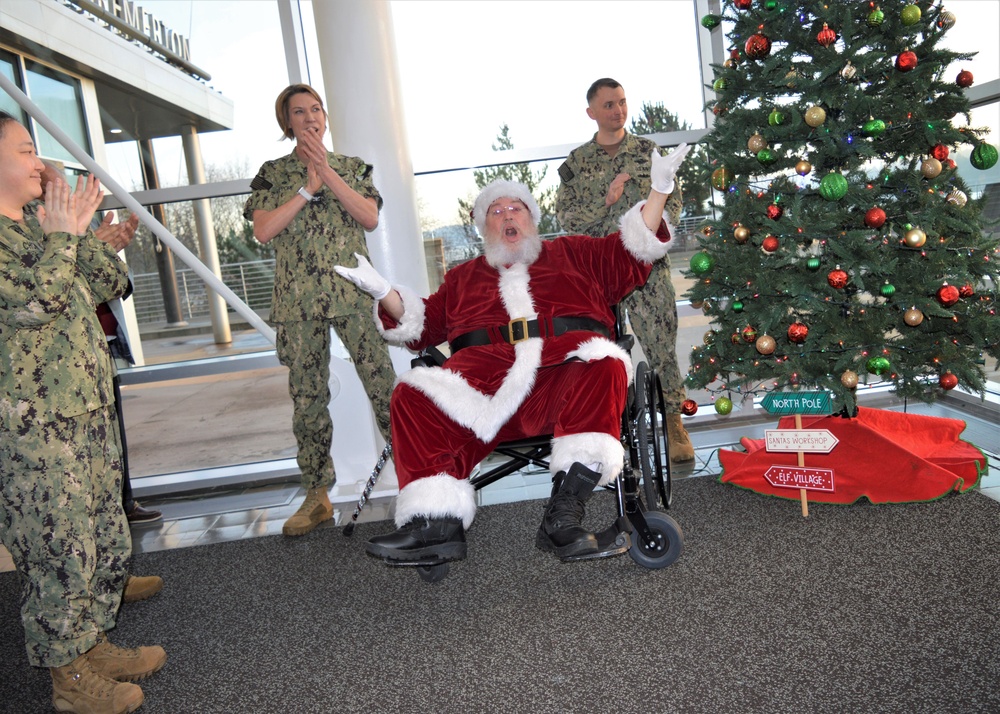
[376,202,672,444]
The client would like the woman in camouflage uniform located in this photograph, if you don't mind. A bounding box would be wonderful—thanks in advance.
[0,112,165,713]
[244,84,396,537]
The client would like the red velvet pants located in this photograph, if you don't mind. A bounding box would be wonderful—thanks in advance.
[390,357,628,489]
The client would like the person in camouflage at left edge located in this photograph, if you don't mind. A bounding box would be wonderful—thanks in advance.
[556,78,695,463]
[0,112,166,714]
[244,84,397,537]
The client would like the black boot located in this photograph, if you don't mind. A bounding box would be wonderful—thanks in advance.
[366,517,467,564]
[535,462,601,559]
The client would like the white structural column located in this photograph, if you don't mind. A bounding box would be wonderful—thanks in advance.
[181,125,232,345]
[311,0,428,310]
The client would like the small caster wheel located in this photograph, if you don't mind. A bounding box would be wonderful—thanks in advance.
[417,562,450,582]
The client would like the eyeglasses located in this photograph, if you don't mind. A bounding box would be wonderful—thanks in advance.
[488,204,524,217]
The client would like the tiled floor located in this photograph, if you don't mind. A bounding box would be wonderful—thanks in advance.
[1,396,996,574]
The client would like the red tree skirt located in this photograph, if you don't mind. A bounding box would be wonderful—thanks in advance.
[719,406,988,504]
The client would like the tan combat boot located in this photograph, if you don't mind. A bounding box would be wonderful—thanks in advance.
[122,575,163,604]
[51,653,144,714]
[282,486,333,536]
[87,635,166,683]
[666,414,695,463]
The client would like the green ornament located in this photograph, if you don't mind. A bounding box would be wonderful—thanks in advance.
[806,257,822,271]
[768,109,786,126]
[819,172,849,201]
[715,396,734,415]
[970,144,999,170]
[866,356,891,376]
[880,283,896,298]
[867,8,885,26]
[862,118,886,137]
[732,299,744,312]
[756,148,776,165]
[700,14,722,29]
[690,251,716,275]
[900,4,921,26]
[713,78,728,92]
[765,0,779,9]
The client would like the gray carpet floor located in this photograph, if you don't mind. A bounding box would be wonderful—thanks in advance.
[2,476,999,714]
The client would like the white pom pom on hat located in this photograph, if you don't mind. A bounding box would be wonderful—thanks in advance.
[472,180,541,234]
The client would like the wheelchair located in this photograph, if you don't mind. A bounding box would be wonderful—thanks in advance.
[344,307,684,582]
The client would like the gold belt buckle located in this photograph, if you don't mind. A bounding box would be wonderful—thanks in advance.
[507,317,530,344]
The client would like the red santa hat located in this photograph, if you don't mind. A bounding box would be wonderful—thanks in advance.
[473,180,541,234]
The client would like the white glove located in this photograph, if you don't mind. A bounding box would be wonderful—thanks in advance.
[334,253,391,300]
[650,143,692,195]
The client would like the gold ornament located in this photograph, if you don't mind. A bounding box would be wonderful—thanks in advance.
[904,308,924,326]
[804,105,827,127]
[946,189,968,207]
[841,370,859,389]
[903,227,927,248]
[755,335,776,355]
[734,225,751,242]
[921,158,942,179]
[747,133,767,153]
[795,160,812,176]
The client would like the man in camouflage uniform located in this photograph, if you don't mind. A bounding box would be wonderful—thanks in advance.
[244,84,396,536]
[556,78,695,463]
[0,111,165,713]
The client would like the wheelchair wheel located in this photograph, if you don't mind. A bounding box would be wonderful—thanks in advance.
[628,510,683,569]
[634,362,672,510]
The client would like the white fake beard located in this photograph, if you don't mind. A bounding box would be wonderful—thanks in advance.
[483,226,542,268]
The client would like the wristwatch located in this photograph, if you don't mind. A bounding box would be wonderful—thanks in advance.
[298,187,315,202]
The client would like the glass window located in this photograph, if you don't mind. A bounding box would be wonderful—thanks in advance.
[0,49,27,122]
[24,60,89,164]
[937,1,999,85]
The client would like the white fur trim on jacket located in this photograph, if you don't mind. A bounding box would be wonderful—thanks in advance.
[549,432,625,488]
[374,284,426,346]
[394,473,478,529]
[399,338,543,443]
[566,336,634,387]
[618,202,674,264]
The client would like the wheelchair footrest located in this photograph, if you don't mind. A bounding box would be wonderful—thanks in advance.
[560,522,631,562]
[374,553,462,567]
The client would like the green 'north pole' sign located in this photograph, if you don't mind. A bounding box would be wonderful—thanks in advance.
[760,392,832,415]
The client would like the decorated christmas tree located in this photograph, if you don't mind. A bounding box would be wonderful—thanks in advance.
[686,0,1000,417]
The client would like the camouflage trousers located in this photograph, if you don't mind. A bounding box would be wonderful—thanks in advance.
[0,405,130,668]
[622,259,688,414]
[275,316,395,490]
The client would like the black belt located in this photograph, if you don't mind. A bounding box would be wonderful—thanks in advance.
[449,316,611,354]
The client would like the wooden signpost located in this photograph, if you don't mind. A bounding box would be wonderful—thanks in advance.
[760,391,836,517]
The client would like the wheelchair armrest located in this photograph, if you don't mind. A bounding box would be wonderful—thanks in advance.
[617,335,635,352]
[411,345,448,369]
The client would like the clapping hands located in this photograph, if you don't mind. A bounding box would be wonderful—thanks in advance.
[650,143,692,196]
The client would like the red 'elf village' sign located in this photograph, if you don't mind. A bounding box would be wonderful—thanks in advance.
[763,465,835,493]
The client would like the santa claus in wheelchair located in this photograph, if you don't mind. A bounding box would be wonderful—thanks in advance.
[336,144,690,566]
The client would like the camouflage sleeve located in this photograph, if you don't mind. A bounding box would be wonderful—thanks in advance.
[0,229,80,328]
[345,155,382,211]
[555,153,614,236]
[75,231,130,304]
[243,160,280,220]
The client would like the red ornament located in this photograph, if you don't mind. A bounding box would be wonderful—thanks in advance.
[944,159,957,170]
[731,332,742,345]
[713,103,728,117]
[931,144,950,161]
[817,23,837,47]
[741,326,758,343]
[958,283,975,298]
[761,235,780,253]
[895,51,918,72]
[864,207,887,229]
[939,372,959,390]
[787,322,809,344]
[766,204,783,220]
[827,269,849,289]
[936,284,960,307]
[745,33,772,60]
[956,69,974,88]
[681,399,699,416]
[734,0,752,9]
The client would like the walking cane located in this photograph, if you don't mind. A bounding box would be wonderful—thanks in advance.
[343,440,393,537]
